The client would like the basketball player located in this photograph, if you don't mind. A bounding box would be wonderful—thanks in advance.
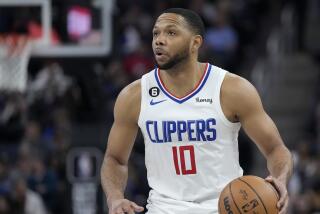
[101,8,293,214]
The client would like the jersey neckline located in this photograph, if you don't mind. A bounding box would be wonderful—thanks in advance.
[154,63,212,104]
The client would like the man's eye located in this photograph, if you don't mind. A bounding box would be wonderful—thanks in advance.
[153,32,158,37]
[168,31,176,36]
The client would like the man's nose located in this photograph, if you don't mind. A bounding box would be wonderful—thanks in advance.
[155,33,166,46]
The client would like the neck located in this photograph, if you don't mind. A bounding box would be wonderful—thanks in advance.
[159,59,206,98]
[165,57,197,75]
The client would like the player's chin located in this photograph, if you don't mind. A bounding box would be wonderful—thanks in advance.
[155,53,170,63]
[156,62,171,70]
[155,60,168,68]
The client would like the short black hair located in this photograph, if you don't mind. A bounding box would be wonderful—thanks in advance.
[161,8,205,38]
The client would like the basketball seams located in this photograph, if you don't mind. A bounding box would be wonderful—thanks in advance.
[265,181,280,200]
[229,182,243,214]
[238,178,268,214]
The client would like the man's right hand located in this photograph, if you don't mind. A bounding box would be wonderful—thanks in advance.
[109,199,144,214]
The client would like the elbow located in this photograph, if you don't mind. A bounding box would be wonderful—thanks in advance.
[100,154,128,176]
[105,153,128,166]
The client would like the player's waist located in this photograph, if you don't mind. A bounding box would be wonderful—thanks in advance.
[147,189,219,213]
[148,189,220,206]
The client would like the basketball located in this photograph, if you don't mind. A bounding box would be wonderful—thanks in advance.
[218,175,279,214]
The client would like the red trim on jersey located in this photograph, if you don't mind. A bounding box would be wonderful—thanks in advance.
[157,63,209,99]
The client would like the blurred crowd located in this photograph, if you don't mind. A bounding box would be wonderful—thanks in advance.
[0,0,319,213]
[289,80,320,212]
[0,61,73,214]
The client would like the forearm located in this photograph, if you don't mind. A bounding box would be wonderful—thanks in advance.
[266,144,293,184]
[101,155,128,205]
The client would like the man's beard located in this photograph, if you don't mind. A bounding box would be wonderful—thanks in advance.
[156,48,189,70]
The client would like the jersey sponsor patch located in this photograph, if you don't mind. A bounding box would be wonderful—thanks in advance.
[195,97,213,104]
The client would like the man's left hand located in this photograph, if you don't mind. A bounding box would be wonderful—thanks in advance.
[265,176,289,214]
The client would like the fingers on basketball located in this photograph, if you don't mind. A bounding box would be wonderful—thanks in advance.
[265,176,288,210]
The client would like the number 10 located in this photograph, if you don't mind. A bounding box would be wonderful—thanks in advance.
[172,145,197,175]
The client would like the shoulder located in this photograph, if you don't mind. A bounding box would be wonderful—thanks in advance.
[221,72,263,119]
[117,79,141,102]
[222,72,257,97]
[114,79,141,122]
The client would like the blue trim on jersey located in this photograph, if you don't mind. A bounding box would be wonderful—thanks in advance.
[154,64,212,104]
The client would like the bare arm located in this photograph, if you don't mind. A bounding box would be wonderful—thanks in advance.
[100,80,144,214]
[222,73,293,213]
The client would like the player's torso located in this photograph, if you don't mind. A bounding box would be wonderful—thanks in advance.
[138,63,243,212]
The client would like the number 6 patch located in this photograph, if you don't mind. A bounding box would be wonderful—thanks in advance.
[149,87,160,97]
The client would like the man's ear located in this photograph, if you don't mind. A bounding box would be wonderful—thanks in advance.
[191,35,203,53]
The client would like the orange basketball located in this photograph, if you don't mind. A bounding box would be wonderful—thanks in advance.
[218,175,279,214]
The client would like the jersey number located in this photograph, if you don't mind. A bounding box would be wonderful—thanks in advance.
[172,145,197,175]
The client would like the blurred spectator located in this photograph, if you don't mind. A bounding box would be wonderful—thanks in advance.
[203,1,238,69]
[0,93,26,144]
[289,139,320,213]
[10,154,32,181]
[102,59,130,119]
[49,132,69,179]
[9,177,47,214]
[52,108,71,142]
[121,25,142,55]
[123,43,154,80]
[308,178,320,212]
[0,195,10,214]
[19,120,49,160]
[28,62,73,105]
[188,0,206,15]
[121,5,153,40]
[103,59,130,95]
[316,101,320,143]
[27,62,73,129]
[117,4,154,56]
[0,159,10,197]
[27,157,58,212]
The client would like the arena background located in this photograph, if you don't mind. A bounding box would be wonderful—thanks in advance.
[0,0,319,213]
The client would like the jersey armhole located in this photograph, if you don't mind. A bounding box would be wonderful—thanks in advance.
[137,75,146,127]
[215,70,241,129]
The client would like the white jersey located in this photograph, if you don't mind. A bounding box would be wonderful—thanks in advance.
[138,63,243,214]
